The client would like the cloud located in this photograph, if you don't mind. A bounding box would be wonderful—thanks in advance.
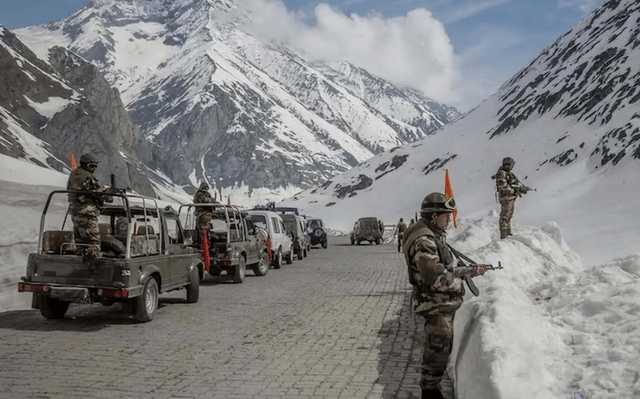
[240,0,459,104]
[557,0,602,13]
[439,0,511,24]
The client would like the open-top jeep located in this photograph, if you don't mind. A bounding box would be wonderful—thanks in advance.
[181,204,269,283]
[18,191,202,322]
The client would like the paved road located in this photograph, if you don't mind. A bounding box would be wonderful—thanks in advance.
[0,236,428,399]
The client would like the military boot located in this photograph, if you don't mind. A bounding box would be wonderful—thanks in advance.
[422,388,444,399]
[500,230,508,239]
[507,228,512,236]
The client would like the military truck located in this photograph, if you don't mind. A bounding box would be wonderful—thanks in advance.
[350,217,384,245]
[18,191,202,323]
[181,204,269,283]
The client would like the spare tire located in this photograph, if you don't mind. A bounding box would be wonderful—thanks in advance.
[101,236,126,256]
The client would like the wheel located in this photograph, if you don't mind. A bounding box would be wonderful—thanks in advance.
[273,248,283,269]
[186,267,199,303]
[376,238,382,245]
[135,277,158,322]
[233,256,246,283]
[285,250,293,264]
[253,252,269,276]
[40,297,70,319]
[297,247,304,260]
[322,240,327,249]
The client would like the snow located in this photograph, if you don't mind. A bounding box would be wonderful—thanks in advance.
[2,158,640,399]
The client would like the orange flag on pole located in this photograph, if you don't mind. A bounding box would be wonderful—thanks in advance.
[201,227,210,272]
[69,152,78,170]
[444,169,458,228]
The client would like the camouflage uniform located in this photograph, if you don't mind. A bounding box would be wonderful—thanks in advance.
[67,161,106,262]
[403,218,464,394]
[495,159,520,238]
[396,219,407,252]
[193,184,216,242]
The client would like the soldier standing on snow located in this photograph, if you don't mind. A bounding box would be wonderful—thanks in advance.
[67,152,108,267]
[395,217,407,253]
[402,192,487,399]
[495,156,529,239]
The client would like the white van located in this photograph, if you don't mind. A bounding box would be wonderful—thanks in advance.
[246,210,294,268]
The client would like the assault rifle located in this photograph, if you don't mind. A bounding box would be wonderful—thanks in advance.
[448,244,503,296]
[510,175,536,197]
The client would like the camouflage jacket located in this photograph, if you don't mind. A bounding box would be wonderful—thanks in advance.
[402,219,464,316]
[193,189,214,204]
[495,166,519,201]
[67,167,106,210]
[397,222,407,235]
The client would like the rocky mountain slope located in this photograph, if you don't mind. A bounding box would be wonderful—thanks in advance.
[0,27,155,194]
[14,0,460,201]
[281,0,640,265]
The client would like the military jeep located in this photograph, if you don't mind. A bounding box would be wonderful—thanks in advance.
[181,204,269,283]
[18,191,202,322]
[350,217,384,245]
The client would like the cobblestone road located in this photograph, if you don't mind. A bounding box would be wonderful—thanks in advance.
[0,236,427,399]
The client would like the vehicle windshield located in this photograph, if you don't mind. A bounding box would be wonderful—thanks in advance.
[282,216,297,235]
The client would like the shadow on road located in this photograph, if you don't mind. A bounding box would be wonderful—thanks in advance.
[0,299,182,332]
[376,287,423,399]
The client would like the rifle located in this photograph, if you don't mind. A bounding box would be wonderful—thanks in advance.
[448,244,503,296]
[510,175,536,197]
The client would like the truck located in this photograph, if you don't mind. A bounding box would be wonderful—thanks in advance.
[18,191,202,323]
[181,204,270,283]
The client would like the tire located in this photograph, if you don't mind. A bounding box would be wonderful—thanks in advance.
[135,278,158,322]
[376,238,382,245]
[297,248,304,260]
[186,267,199,303]
[233,256,246,283]
[253,252,269,276]
[322,240,327,249]
[285,250,293,264]
[40,297,70,319]
[273,248,283,269]
[101,236,125,256]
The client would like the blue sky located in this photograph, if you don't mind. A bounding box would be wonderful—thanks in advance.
[0,0,606,110]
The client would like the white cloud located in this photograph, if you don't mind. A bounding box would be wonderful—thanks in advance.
[241,0,460,104]
[557,0,602,13]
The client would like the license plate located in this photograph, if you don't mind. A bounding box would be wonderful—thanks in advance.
[49,286,89,301]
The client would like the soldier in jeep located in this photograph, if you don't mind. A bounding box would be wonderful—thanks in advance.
[66,152,108,267]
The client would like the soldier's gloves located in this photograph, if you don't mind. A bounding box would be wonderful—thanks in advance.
[472,265,487,277]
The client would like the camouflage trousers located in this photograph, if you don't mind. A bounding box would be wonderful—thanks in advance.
[71,207,100,257]
[397,233,404,252]
[420,312,455,390]
[499,198,515,231]
[195,212,213,244]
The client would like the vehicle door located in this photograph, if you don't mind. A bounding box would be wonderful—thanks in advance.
[164,213,194,287]
[244,219,260,264]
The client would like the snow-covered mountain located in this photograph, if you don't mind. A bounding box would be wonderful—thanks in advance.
[13,0,460,201]
[0,26,156,195]
[282,0,640,267]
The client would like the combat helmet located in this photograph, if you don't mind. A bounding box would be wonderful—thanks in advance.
[502,157,515,166]
[198,182,209,191]
[80,152,99,165]
[420,192,456,216]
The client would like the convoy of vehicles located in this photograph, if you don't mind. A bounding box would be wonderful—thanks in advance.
[17,188,394,322]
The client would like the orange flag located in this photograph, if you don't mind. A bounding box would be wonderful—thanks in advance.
[444,169,458,228]
[69,152,78,170]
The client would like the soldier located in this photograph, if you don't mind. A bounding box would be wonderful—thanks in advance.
[193,182,216,243]
[396,217,407,253]
[67,152,108,266]
[402,192,486,399]
[495,156,520,239]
